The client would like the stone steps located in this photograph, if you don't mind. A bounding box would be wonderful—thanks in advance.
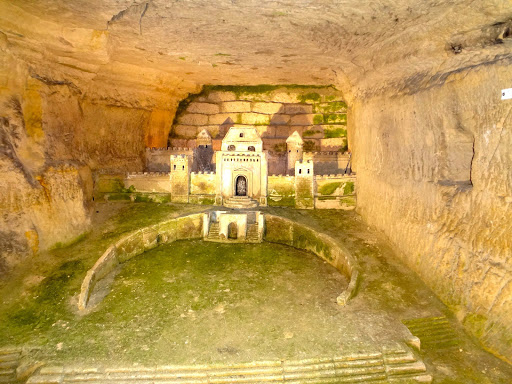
[207,222,220,240]
[403,316,460,349]
[0,348,21,383]
[27,345,431,383]
[223,197,258,209]
[246,223,260,242]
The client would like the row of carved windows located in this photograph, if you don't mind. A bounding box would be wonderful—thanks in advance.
[223,157,259,162]
[227,145,256,151]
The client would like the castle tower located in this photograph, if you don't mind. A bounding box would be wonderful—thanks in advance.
[286,131,303,175]
[197,128,212,148]
[170,154,189,202]
[194,129,214,172]
[294,159,314,209]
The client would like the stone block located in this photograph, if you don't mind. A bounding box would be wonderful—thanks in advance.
[173,125,198,138]
[142,225,159,251]
[78,270,96,310]
[178,113,208,125]
[206,91,236,102]
[322,113,347,124]
[220,101,251,113]
[158,220,177,244]
[115,231,144,262]
[176,214,203,239]
[269,114,290,125]
[283,103,313,114]
[275,125,292,138]
[257,125,275,138]
[290,114,314,125]
[321,137,346,148]
[187,102,220,114]
[252,102,283,114]
[208,113,239,125]
[271,92,299,103]
[241,113,270,125]
[264,215,293,245]
[93,245,119,280]
[314,101,347,113]
[303,127,324,139]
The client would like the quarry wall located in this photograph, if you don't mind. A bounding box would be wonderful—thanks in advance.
[351,62,512,362]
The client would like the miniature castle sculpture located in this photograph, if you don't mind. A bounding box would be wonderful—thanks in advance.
[127,125,356,209]
[215,126,268,206]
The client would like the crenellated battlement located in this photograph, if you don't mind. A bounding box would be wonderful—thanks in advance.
[146,147,193,152]
[315,174,347,179]
[190,171,216,175]
[127,172,170,177]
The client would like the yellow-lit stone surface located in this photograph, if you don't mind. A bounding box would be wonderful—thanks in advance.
[0,0,511,372]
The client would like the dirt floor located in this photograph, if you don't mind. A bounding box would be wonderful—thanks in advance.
[0,203,511,383]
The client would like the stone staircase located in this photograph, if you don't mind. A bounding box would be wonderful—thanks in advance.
[403,316,460,349]
[207,222,220,240]
[223,196,258,209]
[246,223,260,242]
[0,348,21,383]
[27,344,431,383]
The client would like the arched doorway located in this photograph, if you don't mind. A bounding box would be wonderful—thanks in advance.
[228,222,238,239]
[235,175,247,196]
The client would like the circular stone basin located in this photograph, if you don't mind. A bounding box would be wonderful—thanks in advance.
[72,240,348,365]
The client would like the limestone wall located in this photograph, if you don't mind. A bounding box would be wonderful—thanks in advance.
[350,63,512,362]
[145,148,193,172]
[190,172,216,195]
[0,57,193,271]
[124,172,171,193]
[169,87,348,155]
[0,160,92,272]
[268,175,295,207]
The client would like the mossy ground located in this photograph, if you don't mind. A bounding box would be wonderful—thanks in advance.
[0,204,511,382]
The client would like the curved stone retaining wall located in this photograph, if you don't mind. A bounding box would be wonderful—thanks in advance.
[78,213,204,310]
[78,213,359,310]
[264,214,359,305]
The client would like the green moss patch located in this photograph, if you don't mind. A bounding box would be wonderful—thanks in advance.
[318,182,342,196]
[324,127,347,138]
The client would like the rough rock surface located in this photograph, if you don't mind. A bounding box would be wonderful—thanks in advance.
[350,63,512,363]
[0,0,511,365]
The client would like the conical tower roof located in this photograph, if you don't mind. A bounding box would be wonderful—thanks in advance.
[286,131,303,144]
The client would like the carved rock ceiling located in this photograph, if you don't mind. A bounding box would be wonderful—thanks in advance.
[1,0,511,100]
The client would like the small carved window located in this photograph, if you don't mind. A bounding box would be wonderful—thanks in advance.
[228,145,235,151]
[173,165,176,170]
[299,169,302,174]
[307,169,310,174]
[248,146,255,152]
[240,133,244,138]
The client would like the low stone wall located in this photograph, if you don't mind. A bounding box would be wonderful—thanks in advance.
[78,213,204,310]
[190,172,216,195]
[78,213,359,311]
[124,172,172,193]
[268,175,295,207]
[264,215,359,305]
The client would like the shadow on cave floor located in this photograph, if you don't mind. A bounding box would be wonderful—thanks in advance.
[0,203,510,383]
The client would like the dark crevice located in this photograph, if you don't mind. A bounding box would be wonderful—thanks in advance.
[0,98,37,187]
[140,3,149,35]
[29,72,82,94]
[469,137,475,187]
[448,19,512,54]
[107,7,130,28]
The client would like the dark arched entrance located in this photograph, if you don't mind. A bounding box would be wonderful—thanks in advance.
[228,222,238,239]
[235,175,247,196]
